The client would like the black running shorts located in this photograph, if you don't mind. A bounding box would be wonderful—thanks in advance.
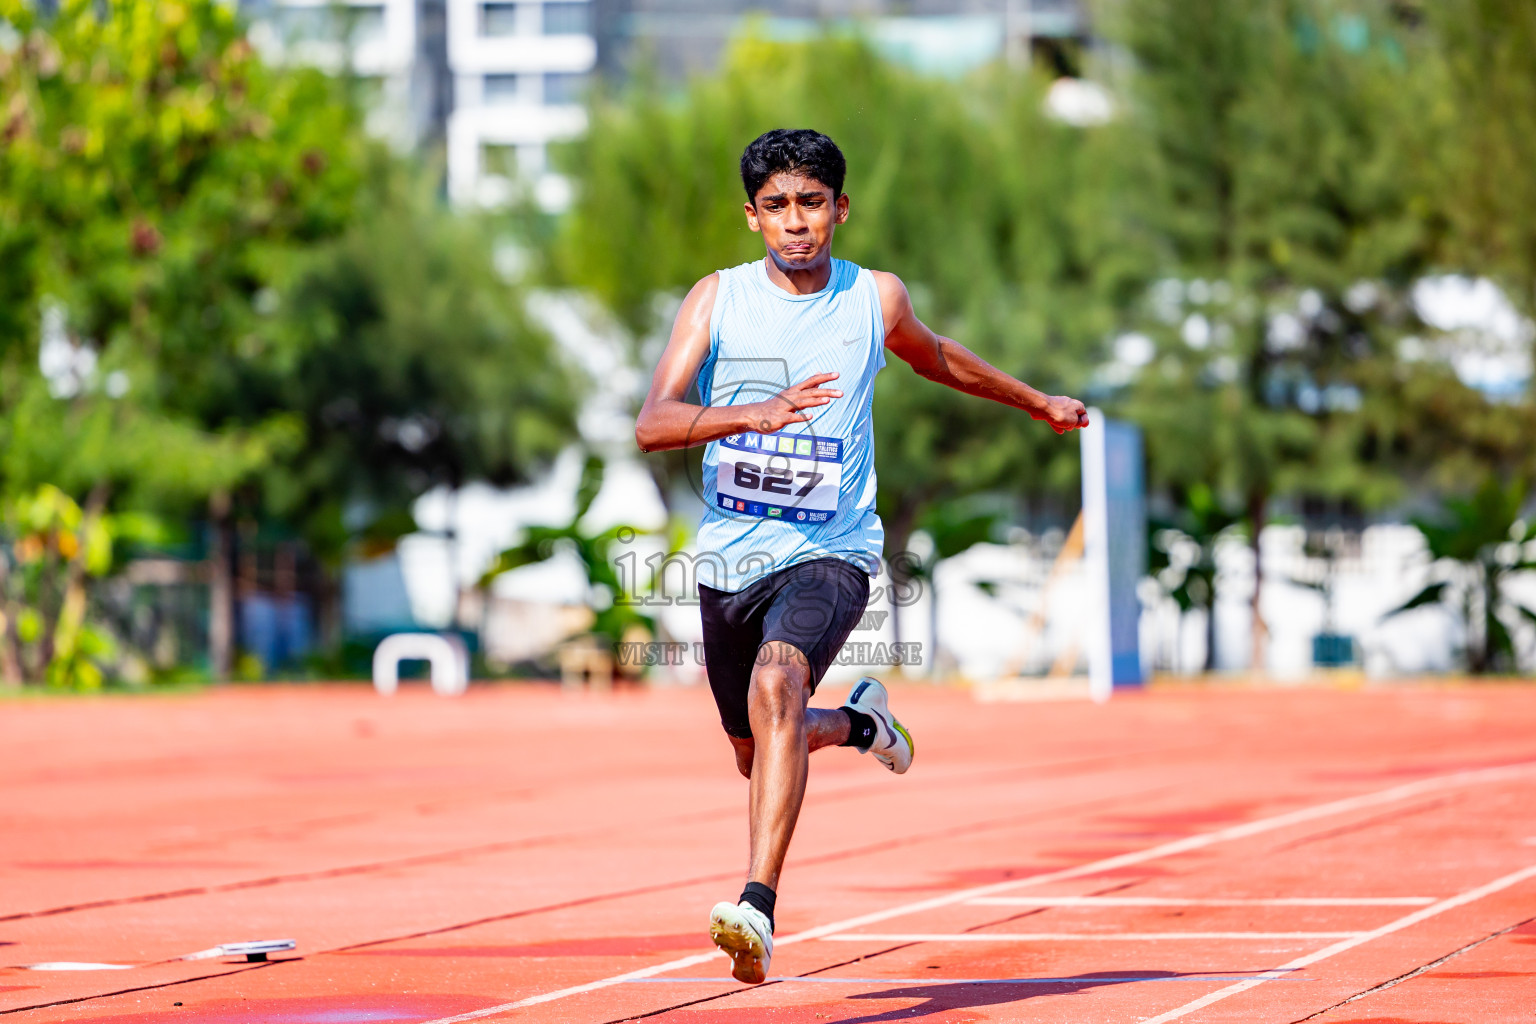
[698,557,872,739]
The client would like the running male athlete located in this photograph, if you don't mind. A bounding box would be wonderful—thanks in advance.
[634,129,1088,984]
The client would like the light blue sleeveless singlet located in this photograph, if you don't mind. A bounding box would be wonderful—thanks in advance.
[694,257,886,593]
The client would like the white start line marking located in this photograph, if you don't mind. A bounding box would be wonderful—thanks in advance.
[622,973,1311,986]
[966,896,1436,907]
[819,932,1364,942]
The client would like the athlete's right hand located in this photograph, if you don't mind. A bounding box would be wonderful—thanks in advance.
[744,373,843,434]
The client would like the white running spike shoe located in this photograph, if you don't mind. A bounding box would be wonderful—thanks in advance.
[709,900,773,984]
[842,677,914,774]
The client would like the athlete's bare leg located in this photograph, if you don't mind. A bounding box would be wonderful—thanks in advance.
[731,640,849,890]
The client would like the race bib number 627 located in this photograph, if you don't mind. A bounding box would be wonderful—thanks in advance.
[715,432,842,524]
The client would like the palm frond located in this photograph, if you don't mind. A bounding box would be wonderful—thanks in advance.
[1383,581,1447,618]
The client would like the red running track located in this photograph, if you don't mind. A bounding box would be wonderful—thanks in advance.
[2,681,1535,1023]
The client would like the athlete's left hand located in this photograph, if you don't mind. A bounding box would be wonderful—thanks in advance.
[1039,395,1089,434]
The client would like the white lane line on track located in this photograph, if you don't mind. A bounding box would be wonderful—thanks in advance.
[967,896,1436,907]
[1139,862,1536,1024]
[820,932,1362,942]
[623,974,1309,985]
[414,759,1536,1024]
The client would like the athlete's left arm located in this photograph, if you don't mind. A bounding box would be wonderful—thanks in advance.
[873,271,1088,435]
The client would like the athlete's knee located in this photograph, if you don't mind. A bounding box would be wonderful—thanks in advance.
[747,661,808,731]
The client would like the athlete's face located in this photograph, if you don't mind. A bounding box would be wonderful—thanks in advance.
[744,172,849,271]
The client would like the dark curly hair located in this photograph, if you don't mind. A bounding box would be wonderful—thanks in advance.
[740,129,847,203]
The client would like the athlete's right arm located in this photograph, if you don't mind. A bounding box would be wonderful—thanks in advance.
[634,274,844,452]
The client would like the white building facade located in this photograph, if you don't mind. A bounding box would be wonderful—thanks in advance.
[446,0,594,208]
[245,0,424,146]
[243,0,595,208]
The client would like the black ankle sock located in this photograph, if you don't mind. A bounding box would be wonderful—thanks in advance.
[739,882,776,932]
[841,708,878,751]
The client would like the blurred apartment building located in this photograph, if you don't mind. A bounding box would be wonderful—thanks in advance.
[242,0,594,207]
[242,0,1087,210]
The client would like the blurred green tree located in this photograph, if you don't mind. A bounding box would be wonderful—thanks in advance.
[1105,0,1525,669]
[0,0,361,497]
[0,0,581,679]
[0,0,364,679]
[1429,0,1536,319]
[208,160,582,642]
